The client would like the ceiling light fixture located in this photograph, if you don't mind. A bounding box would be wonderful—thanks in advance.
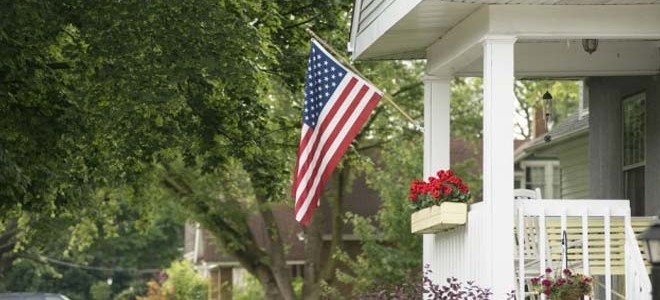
[581,39,599,55]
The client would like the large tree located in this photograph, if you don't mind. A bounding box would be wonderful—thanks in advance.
[1,0,359,299]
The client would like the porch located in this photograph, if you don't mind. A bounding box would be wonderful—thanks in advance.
[349,0,660,299]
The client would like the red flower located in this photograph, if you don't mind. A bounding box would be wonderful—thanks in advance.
[409,169,471,211]
[529,268,592,299]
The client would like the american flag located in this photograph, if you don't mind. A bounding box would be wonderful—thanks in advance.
[292,40,382,225]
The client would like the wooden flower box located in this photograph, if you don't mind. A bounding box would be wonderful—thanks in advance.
[411,202,467,234]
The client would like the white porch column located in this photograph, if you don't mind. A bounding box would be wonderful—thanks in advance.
[482,36,516,297]
[422,75,451,281]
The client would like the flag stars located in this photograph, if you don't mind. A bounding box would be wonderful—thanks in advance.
[303,44,349,128]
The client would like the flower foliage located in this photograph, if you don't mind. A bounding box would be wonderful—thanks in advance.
[530,268,592,300]
[354,265,499,300]
[409,170,471,211]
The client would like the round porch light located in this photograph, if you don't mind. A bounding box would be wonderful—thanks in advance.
[641,221,660,264]
[581,39,599,55]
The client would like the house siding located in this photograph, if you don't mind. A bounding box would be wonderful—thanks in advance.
[357,0,396,34]
[588,76,660,216]
[556,135,590,199]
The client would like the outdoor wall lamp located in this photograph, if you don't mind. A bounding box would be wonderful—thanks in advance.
[542,91,553,143]
[581,39,599,55]
[641,221,660,298]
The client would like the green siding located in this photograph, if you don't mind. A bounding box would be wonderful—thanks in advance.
[556,135,590,199]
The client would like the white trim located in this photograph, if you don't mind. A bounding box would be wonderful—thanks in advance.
[426,6,490,76]
[360,3,660,66]
[193,222,201,263]
[350,0,424,60]
[348,0,363,54]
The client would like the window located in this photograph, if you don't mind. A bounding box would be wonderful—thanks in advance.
[623,93,645,168]
[579,81,589,118]
[525,166,545,192]
[622,92,645,215]
[519,160,560,198]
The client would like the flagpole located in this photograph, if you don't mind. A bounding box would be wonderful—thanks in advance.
[305,28,424,132]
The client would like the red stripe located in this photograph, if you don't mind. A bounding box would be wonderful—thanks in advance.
[291,127,312,197]
[294,78,358,191]
[295,84,369,214]
[297,92,382,224]
[295,86,380,223]
[293,78,358,209]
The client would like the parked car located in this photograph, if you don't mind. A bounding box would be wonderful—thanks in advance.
[0,293,70,300]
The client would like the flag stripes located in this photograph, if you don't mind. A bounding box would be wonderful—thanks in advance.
[293,40,382,225]
[294,81,381,224]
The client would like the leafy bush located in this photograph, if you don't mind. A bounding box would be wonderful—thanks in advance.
[89,281,112,300]
[355,266,497,300]
[137,260,207,300]
[234,271,264,300]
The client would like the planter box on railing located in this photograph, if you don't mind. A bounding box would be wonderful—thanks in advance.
[411,202,467,234]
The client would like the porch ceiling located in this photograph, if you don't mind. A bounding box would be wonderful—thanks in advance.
[351,1,480,60]
[446,0,660,4]
[459,39,660,78]
[351,0,660,61]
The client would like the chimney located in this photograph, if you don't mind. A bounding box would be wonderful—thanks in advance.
[533,105,547,139]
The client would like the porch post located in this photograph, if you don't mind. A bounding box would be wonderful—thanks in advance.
[422,75,451,282]
[482,35,516,297]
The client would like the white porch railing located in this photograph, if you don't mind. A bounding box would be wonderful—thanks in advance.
[426,200,653,300]
[425,202,490,285]
[515,199,652,300]
[624,223,652,299]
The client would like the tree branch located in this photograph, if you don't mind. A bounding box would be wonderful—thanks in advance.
[283,15,319,30]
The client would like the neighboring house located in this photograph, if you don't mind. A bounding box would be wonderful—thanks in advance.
[517,75,656,218]
[182,174,380,300]
[515,110,589,200]
[183,139,481,299]
[350,1,659,299]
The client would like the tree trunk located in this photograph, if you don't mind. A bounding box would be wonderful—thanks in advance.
[321,168,345,283]
[255,266,286,300]
[302,208,324,300]
[260,207,296,300]
[0,219,18,277]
